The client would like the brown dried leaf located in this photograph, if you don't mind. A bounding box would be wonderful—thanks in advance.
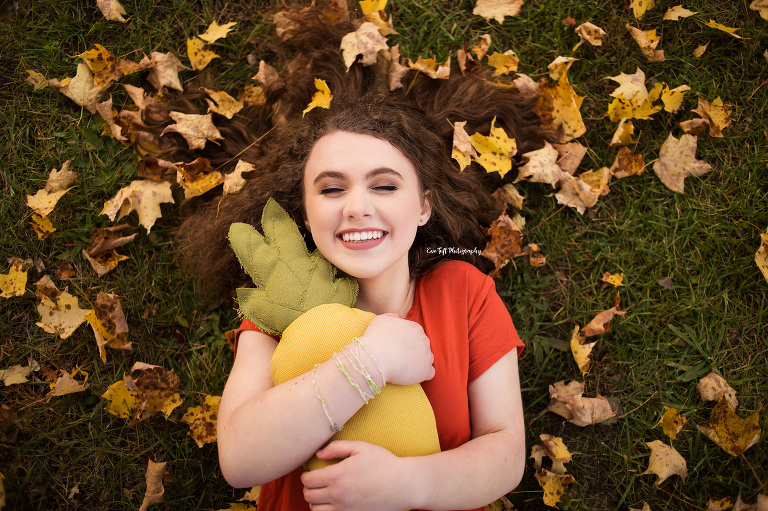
[751,0,768,20]
[610,147,644,179]
[86,292,131,363]
[253,60,281,88]
[176,157,225,199]
[481,213,523,278]
[582,306,625,336]
[139,459,167,511]
[652,133,712,194]
[147,51,187,92]
[548,380,616,426]
[698,397,761,457]
[515,142,567,187]
[697,372,739,410]
[692,96,733,137]
[101,180,175,233]
[451,121,478,172]
[47,367,90,397]
[491,183,524,211]
[555,174,600,215]
[161,111,223,150]
[181,395,222,447]
[224,160,255,195]
[48,63,105,111]
[548,56,578,81]
[641,440,688,486]
[340,22,388,70]
[535,73,586,143]
[553,142,587,175]
[626,24,665,61]
[96,0,127,22]
[574,22,607,48]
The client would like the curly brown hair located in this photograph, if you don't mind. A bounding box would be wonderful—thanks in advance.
[141,6,551,303]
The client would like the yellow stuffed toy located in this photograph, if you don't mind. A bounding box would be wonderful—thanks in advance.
[229,198,440,471]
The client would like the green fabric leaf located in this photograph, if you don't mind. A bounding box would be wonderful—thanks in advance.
[228,198,358,334]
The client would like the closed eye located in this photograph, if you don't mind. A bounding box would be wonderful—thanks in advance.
[320,187,344,195]
[374,185,398,192]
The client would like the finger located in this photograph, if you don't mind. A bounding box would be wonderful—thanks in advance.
[316,439,361,460]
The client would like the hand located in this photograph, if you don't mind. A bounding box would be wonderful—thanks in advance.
[358,313,435,386]
[301,441,412,511]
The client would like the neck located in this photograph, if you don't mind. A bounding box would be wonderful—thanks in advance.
[354,271,414,318]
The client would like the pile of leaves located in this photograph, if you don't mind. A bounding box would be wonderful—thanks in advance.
[1,0,767,509]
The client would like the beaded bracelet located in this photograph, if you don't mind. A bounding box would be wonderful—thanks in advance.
[312,364,341,433]
[341,345,382,396]
[353,337,386,386]
[333,352,373,404]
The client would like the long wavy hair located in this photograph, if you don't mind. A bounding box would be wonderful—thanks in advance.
[140,5,552,302]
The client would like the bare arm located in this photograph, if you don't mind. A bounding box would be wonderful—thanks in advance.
[301,348,525,510]
[217,314,435,488]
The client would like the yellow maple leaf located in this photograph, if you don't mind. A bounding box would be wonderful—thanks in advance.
[161,111,223,150]
[78,44,120,86]
[451,121,478,172]
[705,20,743,38]
[570,325,596,375]
[610,118,635,146]
[408,56,451,79]
[203,88,244,119]
[698,397,761,457]
[0,260,28,299]
[630,0,654,19]
[26,70,48,91]
[535,73,586,143]
[692,96,733,137]
[487,50,519,76]
[30,213,56,240]
[102,374,140,418]
[610,147,645,179]
[86,292,131,363]
[198,20,237,44]
[470,118,517,177]
[340,22,388,70]
[34,277,91,339]
[535,469,575,508]
[607,67,650,102]
[660,84,690,113]
[181,395,222,447]
[539,434,572,474]
[656,406,687,440]
[48,63,105,110]
[360,0,387,14]
[642,440,687,486]
[548,56,577,81]
[663,5,697,20]
[96,0,127,22]
[600,272,625,287]
[515,141,566,187]
[302,78,333,117]
[187,37,220,70]
[626,24,665,61]
[757,226,768,284]
[693,44,708,58]
[579,167,611,196]
[147,51,187,92]
[652,133,712,193]
[176,158,226,199]
[473,0,524,23]
[573,22,606,51]
[239,84,265,106]
[101,180,175,233]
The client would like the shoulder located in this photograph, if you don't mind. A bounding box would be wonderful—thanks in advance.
[422,260,492,292]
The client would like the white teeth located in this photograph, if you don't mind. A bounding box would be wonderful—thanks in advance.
[341,231,384,242]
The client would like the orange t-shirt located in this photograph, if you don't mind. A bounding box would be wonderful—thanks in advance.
[233,260,524,511]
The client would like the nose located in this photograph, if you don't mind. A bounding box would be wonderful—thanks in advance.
[343,187,375,220]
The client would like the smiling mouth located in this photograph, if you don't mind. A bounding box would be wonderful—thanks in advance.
[339,231,387,243]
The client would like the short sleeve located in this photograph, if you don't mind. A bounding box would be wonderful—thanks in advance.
[234,317,281,356]
[467,274,524,383]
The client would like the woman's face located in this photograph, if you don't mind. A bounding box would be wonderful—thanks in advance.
[303,131,431,282]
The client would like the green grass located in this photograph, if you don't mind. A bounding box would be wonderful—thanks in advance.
[1,0,767,509]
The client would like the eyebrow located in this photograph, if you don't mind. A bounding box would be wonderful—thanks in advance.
[312,167,404,185]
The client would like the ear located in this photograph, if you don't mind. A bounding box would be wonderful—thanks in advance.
[304,218,312,232]
[419,190,433,225]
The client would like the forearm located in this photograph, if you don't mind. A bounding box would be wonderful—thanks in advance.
[403,430,525,510]
[218,351,380,487]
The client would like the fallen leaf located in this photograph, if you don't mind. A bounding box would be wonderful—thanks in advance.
[26,70,49,91]
[101,180,175,233]
[733,494,768,511]
[491,183,524,211]
[555,174,600,214]
[161,111,223,150]
[707,497,734,511]
[187,37,219,71]
[698,397,761,457]
[579,167,610,196]
[705,20,743,38]
[582,306,625,336]
[473,0,523,23]
[664,6,697,21]
[678,118,709,136]
[48,63,105,110]
[30,213,56,239]
[86,292,131,363]
[132,366,183,420]
[481,212,523,277]
[253,60,281,88]
[139,459,167,511]
[697,372,739,410]
[471,34,492,60]
[631,0,654,19]
[96,0,127,22]
[488,50,519,76]
[1,361,38,386]
[570,325,596,375]
[553,142,587,175]
[626,24,665,61]
[548,380,616,426]
[147,51,187,92]
[540,434,572,474]
[751,0,768,20]
[239,84,265,106]
[387,44,410,90]
[657,277,674,289]
[485,495,514,511]
[656,406,686,439]
[181,395,222,447]
[601,272,625,287]
[660,84,690,113]
[515,141,567,187]
[693,44,708,57]
[117,54,155,76]
[535,469,575,508]
[101,374,140,418]
[526,243,546,267]
[535,73,587,143]
[653,133,712,193]
[692,96,733,137]
[224,160,254,195]
[629,502,652,511]
[451,121,478,171]
[47,367,89,397]
[0,259,28,298]
[198,20,237,43]
[340,22,388,70]
[78,44,120,86]
[574,22,607,49]
[359,0,387,15]
[92,96,130,142]
[204,88,244,119]
[757,226,768,284]
[34,276,91,339]
[610,118,635,146]
[470,117,517,177]
[176,158,225,199]
[548,56,578,81]
[607,67,649,102]
[408,56,451,79]
[302,78,333,117]
[642,440,688,486]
